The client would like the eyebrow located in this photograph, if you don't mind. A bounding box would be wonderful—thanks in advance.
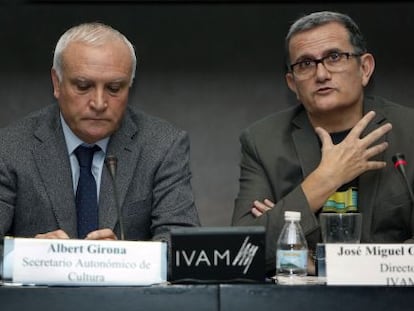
[294,48,343,62]
[70,77,129,84]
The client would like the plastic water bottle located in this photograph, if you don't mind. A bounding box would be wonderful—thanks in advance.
[276,211,308,277]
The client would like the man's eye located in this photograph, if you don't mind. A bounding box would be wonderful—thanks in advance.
[108,86,120,93]
[75,83,91,91]
[298,60,314,69]
[107,83,122,93]
[328,52,341,61]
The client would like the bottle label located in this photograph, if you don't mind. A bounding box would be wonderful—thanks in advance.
[276,249,308,273]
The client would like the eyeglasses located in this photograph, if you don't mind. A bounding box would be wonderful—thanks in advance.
[289,52,363,80]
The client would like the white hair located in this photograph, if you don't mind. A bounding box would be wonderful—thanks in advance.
[52,22,137,86]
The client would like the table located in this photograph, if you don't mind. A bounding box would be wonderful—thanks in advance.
[219,284,413,311]
[0,285,217,311]
[1,283,412,311]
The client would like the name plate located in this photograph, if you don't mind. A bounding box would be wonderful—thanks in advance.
[325,243,414,286]
[2,237,167,286]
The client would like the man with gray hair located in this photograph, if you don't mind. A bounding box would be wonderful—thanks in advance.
[0,22,199,242]
[232,11,414,275]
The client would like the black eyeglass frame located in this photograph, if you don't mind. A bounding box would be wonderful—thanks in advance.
[289,52,364,75]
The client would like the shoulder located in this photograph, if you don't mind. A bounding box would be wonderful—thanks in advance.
[366,95,414,122]
[124,106,188,144]
[367,95,414,115]
[241,105,303,140]
[118,107,191,163]
[0,105,59,164]
[0,105,58,143]
[128,106,182,132]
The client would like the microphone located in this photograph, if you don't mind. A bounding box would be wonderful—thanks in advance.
[105,155,125,240]
[392,153,414,207]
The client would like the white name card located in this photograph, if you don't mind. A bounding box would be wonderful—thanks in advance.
[325,243,414,286]
[2,237,167,286]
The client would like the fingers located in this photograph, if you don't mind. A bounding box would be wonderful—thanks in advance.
[360,124,392,149]
[251,208,264,217]
[86,228,118,240]
[317,111,392,151]
[34,228,118,241]
[349,111,392,147]
[347,110,377,139]
[35,229,70,239]
[345,111,392,167]
[251,199,275,217]
[314,126,333,150]
[312,111,392,192]
[364,141,389,161]
[319,110,391,163]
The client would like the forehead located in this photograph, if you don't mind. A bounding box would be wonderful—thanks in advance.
[61,40,132,80]
[288,22,352,60]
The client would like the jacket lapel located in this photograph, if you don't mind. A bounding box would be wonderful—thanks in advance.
[99,109,138,234]
[291,108,321,178]
[32,107,77,237]
[359,98,388,241]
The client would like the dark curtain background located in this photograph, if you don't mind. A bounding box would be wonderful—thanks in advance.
[1,1,413,226]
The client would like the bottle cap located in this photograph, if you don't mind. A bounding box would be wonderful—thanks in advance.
[284,211,301,221]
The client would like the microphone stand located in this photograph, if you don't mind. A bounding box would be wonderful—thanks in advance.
[392,153,414,207]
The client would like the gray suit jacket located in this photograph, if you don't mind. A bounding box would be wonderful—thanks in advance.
[0,104,199,241]
[232,96,414,273]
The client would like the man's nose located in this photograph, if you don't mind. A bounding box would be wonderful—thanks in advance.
[90,88,107,111]
[315,61,331,81]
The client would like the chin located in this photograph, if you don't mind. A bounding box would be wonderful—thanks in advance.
[312,99,347,113]
[82,132,109,144]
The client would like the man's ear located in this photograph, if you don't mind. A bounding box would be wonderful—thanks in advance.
[51,68,61,99]
[360,53,375,87]
[286,72,299,99]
